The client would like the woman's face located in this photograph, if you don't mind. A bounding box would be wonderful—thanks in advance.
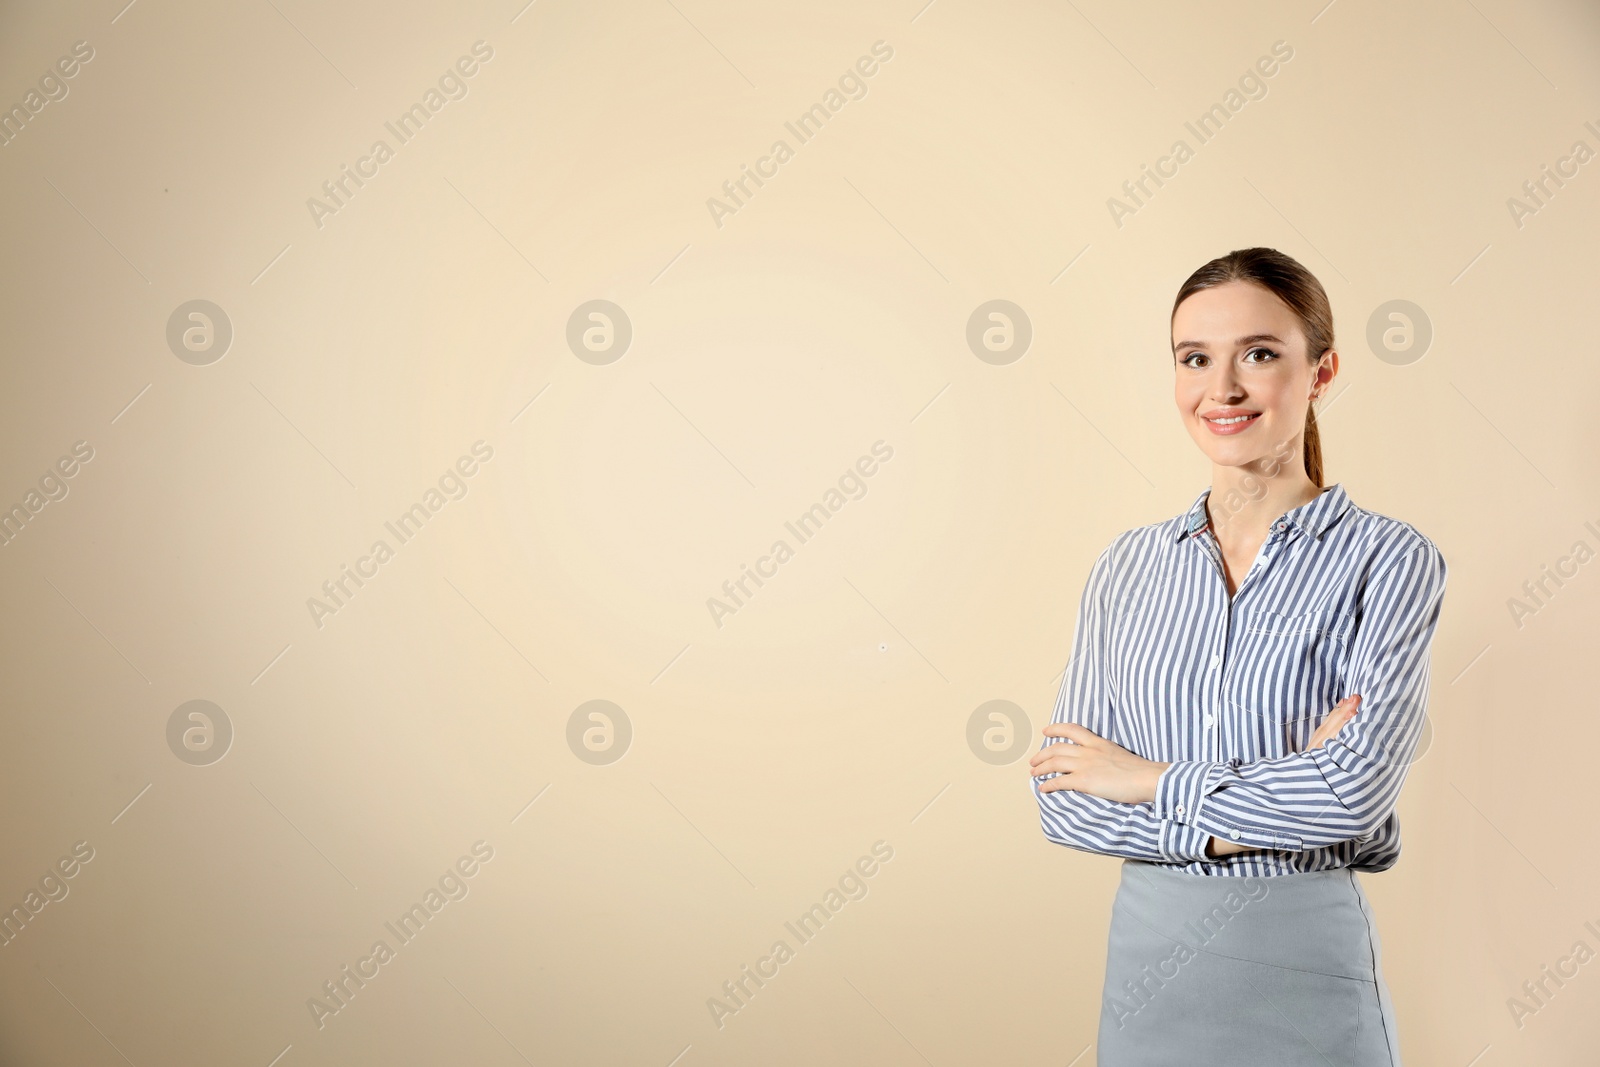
[1171,280,1335,474]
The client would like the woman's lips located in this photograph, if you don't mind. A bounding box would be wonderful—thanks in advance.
[1202,412,1261,435]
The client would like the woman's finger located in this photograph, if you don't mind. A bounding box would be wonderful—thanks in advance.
[1030,746,1082,777]
[1041,722,1097,745]
[1308,695,1361,749]
[1036,769,1087,793]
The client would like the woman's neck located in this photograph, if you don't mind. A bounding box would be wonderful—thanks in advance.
[1205,471,1322,543]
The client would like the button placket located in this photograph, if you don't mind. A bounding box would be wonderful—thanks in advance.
[1214,586,1226,767]
[1212,624,1223,765]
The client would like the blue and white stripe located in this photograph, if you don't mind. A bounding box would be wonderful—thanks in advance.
[1033,482,1449,877]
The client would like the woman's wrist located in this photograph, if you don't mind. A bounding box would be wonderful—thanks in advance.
[1205,835,1253,858]
[1144,760,1171,804]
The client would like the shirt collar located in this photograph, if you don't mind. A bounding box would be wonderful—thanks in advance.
[1175,482,1352,543]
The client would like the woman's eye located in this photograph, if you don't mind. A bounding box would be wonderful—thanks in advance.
[1180,352,1208,368]
[1244,347,1279,363]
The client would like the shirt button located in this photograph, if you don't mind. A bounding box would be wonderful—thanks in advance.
[1175,804,1185,816]
[1204,714,1215,728]
[1229,828,1241,839]
[1209,654,1221,670]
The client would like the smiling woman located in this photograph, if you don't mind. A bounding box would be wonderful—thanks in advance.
[1029,247,1447,1065]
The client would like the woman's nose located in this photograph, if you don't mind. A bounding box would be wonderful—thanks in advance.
[1206,364,1246,401]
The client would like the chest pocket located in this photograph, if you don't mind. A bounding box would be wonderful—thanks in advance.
[1234,608,1356,731]
[1243,608,1354,641]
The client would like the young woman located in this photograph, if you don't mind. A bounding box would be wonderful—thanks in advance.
[1028,247,1447,1065]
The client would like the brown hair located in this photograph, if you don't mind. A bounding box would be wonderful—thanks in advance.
[1171,247,1333,488]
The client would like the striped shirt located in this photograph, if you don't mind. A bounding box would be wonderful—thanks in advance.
[1033,481,1448,877]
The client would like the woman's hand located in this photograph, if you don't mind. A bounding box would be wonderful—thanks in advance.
[1029,723,1169,805]
[1304,694,1361,751]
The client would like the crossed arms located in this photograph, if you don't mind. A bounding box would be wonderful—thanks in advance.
[1031,536,1448,863]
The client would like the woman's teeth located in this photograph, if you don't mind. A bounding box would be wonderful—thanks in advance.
[1209,414,1257,424]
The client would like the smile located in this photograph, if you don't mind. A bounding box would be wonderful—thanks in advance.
[1202,412,1261,434]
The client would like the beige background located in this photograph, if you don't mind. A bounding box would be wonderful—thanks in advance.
[0,0,1596,1063]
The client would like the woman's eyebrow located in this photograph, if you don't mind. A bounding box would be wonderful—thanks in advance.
[1172,332,1287,353]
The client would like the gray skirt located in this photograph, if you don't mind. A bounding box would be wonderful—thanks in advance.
[1098,860,1401,1066]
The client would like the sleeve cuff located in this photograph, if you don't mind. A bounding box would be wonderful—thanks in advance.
[1154,760,1217,825]
[1157,760,1307,854]
[1159,817,1213,862]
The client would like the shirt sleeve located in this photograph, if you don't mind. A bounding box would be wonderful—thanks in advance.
[1152,538,1448,852]
[1033,537,1215,863]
